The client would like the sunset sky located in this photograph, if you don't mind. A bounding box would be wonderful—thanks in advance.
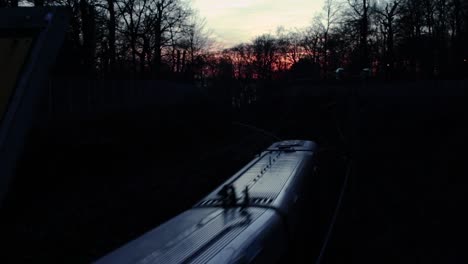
[191,0,324,48]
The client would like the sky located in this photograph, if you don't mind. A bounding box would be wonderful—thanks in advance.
[191,0,324,48]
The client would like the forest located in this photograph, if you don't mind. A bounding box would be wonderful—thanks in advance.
[2,0,468,81]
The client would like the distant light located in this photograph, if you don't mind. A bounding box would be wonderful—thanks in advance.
[464,59,467,62]
[387,64,390,67]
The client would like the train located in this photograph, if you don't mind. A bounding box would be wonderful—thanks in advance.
[96,140,318,264]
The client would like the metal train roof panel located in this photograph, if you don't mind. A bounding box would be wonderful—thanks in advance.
[95,207,269,264]
[199,140,317,203]
[267,140,317,151]
[96,140,318,264]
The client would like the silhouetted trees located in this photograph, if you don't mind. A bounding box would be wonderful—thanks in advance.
[375,0,400,77]
[5,0,468,80]
[1,0,18,7]
[386,0,468,78]
[8,0,212,79]
[321,0,342,77]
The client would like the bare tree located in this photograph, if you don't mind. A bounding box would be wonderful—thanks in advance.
[448,0,465,74]
[276,28,305,72]
[375,0,401,75]
[107,0,117,73]
[347,0,374,69]
[176,14,213,80]
[322,0,342,76]
[185,16,212,64]
[302,19,323,65]
[229,43,255,80]
[150,0,190,77]
[116,0,148,75]
[252,34,278,80]
[80,0,97,73]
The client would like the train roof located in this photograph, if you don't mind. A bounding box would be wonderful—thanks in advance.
[96,140,317,264]
[197,140,317,208]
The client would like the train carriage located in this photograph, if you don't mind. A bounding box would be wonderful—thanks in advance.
[96,140,318,264]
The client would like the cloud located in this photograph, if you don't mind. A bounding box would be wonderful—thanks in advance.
[192,0,323,47]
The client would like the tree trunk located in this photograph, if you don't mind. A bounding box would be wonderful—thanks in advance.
[181,50,186,74]
[107,0,116,74]
[153,18,162,78]
[176,49,181,73]
[360,0,369,68]
[80,0,96,75]
[324,32,329,78]
[139,50,145,78]
[131,36,137,76]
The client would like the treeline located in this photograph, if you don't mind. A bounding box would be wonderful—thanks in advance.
[3,0,468,80]
[2,0,212,79]
[216,0,468,81]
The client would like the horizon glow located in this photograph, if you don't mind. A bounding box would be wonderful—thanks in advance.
[191,0,324,48]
